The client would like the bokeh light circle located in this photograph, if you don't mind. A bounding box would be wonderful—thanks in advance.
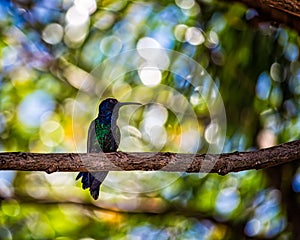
[100,36,123,57]
[42,23,64,45]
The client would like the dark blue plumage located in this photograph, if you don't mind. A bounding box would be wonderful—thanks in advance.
[76,98,141,200]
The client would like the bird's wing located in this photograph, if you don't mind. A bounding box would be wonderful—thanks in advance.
[77,119,107,200]
[87,120,102,153]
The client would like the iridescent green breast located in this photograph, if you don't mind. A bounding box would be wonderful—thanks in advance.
[94,118,111,149]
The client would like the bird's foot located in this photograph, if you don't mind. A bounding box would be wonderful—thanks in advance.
[115,151,124,159]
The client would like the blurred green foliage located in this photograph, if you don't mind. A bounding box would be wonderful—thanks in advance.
[1,0,300,239]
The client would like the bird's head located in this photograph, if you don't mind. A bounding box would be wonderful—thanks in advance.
[98,98,141,120]
[98,98,119,115]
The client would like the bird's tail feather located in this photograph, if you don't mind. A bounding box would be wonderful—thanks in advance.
[76,171,108,200]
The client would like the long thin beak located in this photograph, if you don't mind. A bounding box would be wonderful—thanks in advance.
[116,102,142,108]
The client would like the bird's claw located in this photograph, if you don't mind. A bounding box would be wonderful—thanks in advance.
[115,151,123,159]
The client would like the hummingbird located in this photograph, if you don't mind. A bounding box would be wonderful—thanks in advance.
[76,98,141,200]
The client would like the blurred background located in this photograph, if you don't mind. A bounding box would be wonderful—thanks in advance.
[1,0,300,239]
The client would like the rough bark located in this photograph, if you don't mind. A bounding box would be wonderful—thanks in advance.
[221,0,300,33]
[0,140,299,174]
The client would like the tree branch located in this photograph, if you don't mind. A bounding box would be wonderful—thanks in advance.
[0,140,299,174]
[221,0,300,33]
